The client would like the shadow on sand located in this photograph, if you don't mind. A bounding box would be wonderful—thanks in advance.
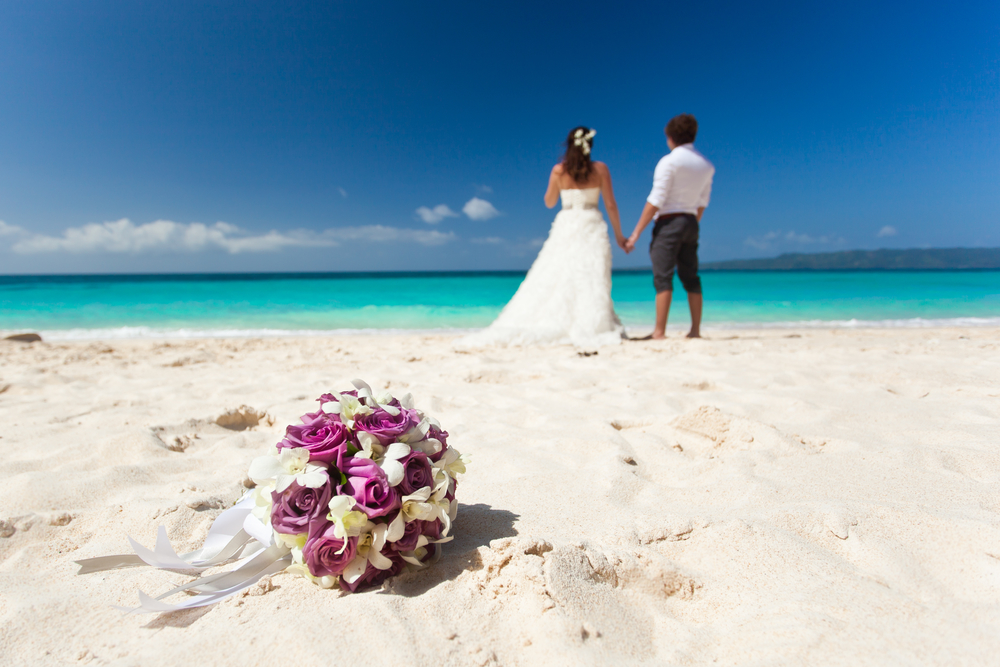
[141,502,519,615]
[387,502,519,597]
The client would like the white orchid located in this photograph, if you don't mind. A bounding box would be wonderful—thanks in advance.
[386,486,435,542]
[403,478,455,538]
[399,532,454,568]
[429,447,468,501]
[436,447,468,477]
[401,423,444,459]
[354,431,385,460]
[249,482,275,525]
[342,523,395,585]
[379,442,410,486]
[350,378,404,415]
[354,435,410,487]
[248,447,328,492]
[274,531,307,557]
[321,392,372,428]
[326,496,368,544]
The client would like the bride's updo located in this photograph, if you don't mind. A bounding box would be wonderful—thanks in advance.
[562,126,596,183]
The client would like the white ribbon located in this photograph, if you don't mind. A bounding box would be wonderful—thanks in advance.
[76,492,286,613]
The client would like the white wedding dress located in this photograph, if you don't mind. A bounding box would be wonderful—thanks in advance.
[458,187,625,348]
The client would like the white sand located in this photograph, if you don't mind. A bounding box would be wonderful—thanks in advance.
[1,329,998,666]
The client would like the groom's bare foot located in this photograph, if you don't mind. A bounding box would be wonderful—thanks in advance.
[686,330,701,338]
[630,331,666,341]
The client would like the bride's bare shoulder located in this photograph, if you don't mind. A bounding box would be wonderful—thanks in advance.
[551,163,565,174]
[592,161,609,173]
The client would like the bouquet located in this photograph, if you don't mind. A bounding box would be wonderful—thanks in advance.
[76,380,467,612]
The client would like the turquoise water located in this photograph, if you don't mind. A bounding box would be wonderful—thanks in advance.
[1,271,998,339]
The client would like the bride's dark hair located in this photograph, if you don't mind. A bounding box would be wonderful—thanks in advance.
[562,126,595,183]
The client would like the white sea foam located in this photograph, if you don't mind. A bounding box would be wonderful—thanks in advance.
[10,316,1000,341]
[702,316,1000,330]
[30,326,481,341]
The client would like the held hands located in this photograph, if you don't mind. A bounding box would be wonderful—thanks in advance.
[623,234,638,254]
[615,233,629,252]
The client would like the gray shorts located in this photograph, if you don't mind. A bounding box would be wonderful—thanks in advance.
[649,213,702,294]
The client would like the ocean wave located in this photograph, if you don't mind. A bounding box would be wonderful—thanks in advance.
[11,316,1000,341]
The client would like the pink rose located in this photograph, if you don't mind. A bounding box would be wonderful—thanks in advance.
[270,481,332,535]
[354,407,420,445]
[303,520,358,578]
[342,457,399,518]
[277,415,355,467]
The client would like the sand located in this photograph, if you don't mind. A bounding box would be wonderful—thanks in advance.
[1,329,998,666]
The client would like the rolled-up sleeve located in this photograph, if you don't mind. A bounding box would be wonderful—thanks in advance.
[646,156,674,211]
[697,169,714,208]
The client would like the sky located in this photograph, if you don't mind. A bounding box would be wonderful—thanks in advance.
[0,0,997,274]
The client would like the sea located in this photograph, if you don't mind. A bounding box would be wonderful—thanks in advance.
[1,270,998,340]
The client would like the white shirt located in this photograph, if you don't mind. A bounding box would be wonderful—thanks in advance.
[646,143,715,217]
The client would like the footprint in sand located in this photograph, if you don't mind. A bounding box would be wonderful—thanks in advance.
[150,406,273,452]
[671,405,820,456]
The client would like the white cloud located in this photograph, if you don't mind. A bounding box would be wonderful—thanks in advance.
[338,187,348,199]
[5,219,457,255]
[324,225,456,247]
[415,204,459,224]
[744,230,843,251]
[10,219,323,255]
[877,225,897,238]
[470,236,504,245]
[474,184,493,194]
[0,220,24,236]
[462,197,500,221]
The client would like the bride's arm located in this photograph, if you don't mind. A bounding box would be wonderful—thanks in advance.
[597,163,626,248]
[544,165,562,208]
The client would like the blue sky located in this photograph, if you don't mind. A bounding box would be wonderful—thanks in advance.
[0,0,997,274]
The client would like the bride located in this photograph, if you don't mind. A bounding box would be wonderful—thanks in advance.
[458,127,627,348]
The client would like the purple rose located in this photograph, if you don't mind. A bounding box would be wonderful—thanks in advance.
[391,516,422,552]
[339,548,405,593]
[270,481,332,535]
[354,407,420,445]
[303,520,358,577]
[342,457,400,518]
[427,425,450,462]
[391,518,442,552]
[277,415,355,467]
[398,451,434,495]
[420,518,443,541]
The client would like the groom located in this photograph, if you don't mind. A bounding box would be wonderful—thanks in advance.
[624,114,715,339]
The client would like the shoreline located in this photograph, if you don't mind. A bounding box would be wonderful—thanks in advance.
[4,316,1000,342]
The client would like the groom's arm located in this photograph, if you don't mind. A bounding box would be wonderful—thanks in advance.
[626,157,672,252]
[625,203,659,252]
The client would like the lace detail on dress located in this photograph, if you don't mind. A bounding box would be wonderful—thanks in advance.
[456,188,624,348]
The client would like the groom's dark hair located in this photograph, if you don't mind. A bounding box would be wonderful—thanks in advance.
[666,114,698,145]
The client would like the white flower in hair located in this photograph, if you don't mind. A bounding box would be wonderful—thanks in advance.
[573,128,596,155]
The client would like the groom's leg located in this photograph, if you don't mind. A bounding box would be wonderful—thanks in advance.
[649,217,682,338]
[676,217,703,338]
[686,293,703,338]
[654,290,673,339]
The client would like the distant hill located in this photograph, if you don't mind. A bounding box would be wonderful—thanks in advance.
[702,248,1000,270]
